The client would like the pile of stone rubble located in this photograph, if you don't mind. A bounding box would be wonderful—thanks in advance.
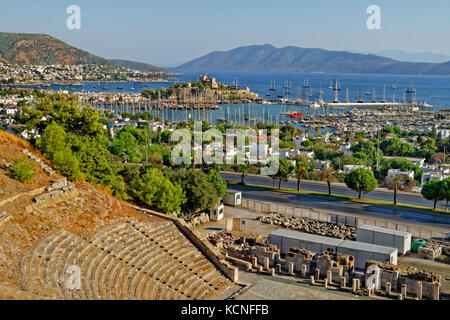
[33,178,75,204]
[258,213,356,240]
[207,232,234,249]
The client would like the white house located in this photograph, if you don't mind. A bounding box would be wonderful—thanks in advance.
[421,171,450,186]
[387,169,414,180]
[437,129,450,139]
[343,165,371,174]
[299,150,314,159]
[293,135,308,148]
[340,143,353,156]
[0,108,17,116]
[315,160,331,170]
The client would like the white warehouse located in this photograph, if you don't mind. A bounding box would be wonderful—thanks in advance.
[356,225,411,255]
[268,229,398,269]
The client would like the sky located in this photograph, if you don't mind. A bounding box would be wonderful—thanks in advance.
[1,0,450,67]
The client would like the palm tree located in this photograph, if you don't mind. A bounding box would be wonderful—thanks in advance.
[295,162,307,191]
[319,168,337,196]
[392,177,399,205]
[238,164,249,185]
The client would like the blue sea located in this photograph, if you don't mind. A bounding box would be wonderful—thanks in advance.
[10,70,450,131]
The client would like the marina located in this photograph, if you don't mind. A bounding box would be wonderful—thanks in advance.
[7,70,450,134]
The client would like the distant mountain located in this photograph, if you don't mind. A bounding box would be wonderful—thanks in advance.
[376,50,450,64]
[108,59,168,73]
[178,44,450,75]
[0,32,167,73]
[0,32,111,66]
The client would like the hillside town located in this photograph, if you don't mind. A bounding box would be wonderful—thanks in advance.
[0,62,168,83]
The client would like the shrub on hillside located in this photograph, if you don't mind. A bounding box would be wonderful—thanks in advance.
[6,156,36,182]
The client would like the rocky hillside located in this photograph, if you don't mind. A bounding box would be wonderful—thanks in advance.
[0,32,110,66]
[0,32,167,73]
[0,130,164,299]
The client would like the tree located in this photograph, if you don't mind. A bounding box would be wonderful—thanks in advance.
[439,178,450,211]
[319,168,337,196]
[128,168,185,214]
[207,169,227,198]
[175,169,219,213]
[295,161,307,191]
[237,164,249,184]
[272,158,295,189]
[421,180,444,210]
[6,156,36,183]
[37,122,81,181]
[344,168,378,199]
[392,177,399,205]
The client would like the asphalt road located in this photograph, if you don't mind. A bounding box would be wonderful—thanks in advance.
[222,173,450,229]
[221,172,443,209]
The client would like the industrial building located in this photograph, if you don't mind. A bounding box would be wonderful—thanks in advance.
[356,225,411,255]
[268,229,398,269]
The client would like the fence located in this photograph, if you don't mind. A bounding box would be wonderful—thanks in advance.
[241,199,447,240]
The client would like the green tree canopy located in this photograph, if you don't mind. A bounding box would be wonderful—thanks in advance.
[381,157,423,182]
[174,169,219,213]
[128,168,185,214]
[421,179,444,210]
[344,168,378,199]
[206,169,227,198]
[271,158,295,189]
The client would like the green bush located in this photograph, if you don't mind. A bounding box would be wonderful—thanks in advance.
[6,156,37,182]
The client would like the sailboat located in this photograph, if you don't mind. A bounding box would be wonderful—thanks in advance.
[302,77,310,88]
[269,80,277,91]
[284,80,292,89]
[333,79,341,91]
[357,89,364,103]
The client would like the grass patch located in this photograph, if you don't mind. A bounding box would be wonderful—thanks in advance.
[228,182,450,216]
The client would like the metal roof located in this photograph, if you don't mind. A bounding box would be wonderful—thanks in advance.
[270,229,397,255]
[270,229,344,246]
[339,240,398,255]
[357,224,411,237]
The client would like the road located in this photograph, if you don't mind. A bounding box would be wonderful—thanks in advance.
[221,172,443,209]
[222,173,450,229]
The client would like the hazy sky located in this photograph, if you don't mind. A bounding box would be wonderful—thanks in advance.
[1,0,450,66]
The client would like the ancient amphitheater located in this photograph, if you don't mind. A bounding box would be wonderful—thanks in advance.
[23,220,236,300]
[0,131,240,300]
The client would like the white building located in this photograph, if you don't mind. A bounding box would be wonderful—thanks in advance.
[343,165,371,174]
[293,135,308,148]
[421,171,450,186]
[340,143,353,156]
[387,169,414,180]
[437,129,450,139]
[315,160,331,170]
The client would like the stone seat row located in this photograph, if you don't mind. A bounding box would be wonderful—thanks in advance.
[23,220,233,300]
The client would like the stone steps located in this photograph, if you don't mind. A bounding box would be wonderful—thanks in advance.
[22,220,233,300]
